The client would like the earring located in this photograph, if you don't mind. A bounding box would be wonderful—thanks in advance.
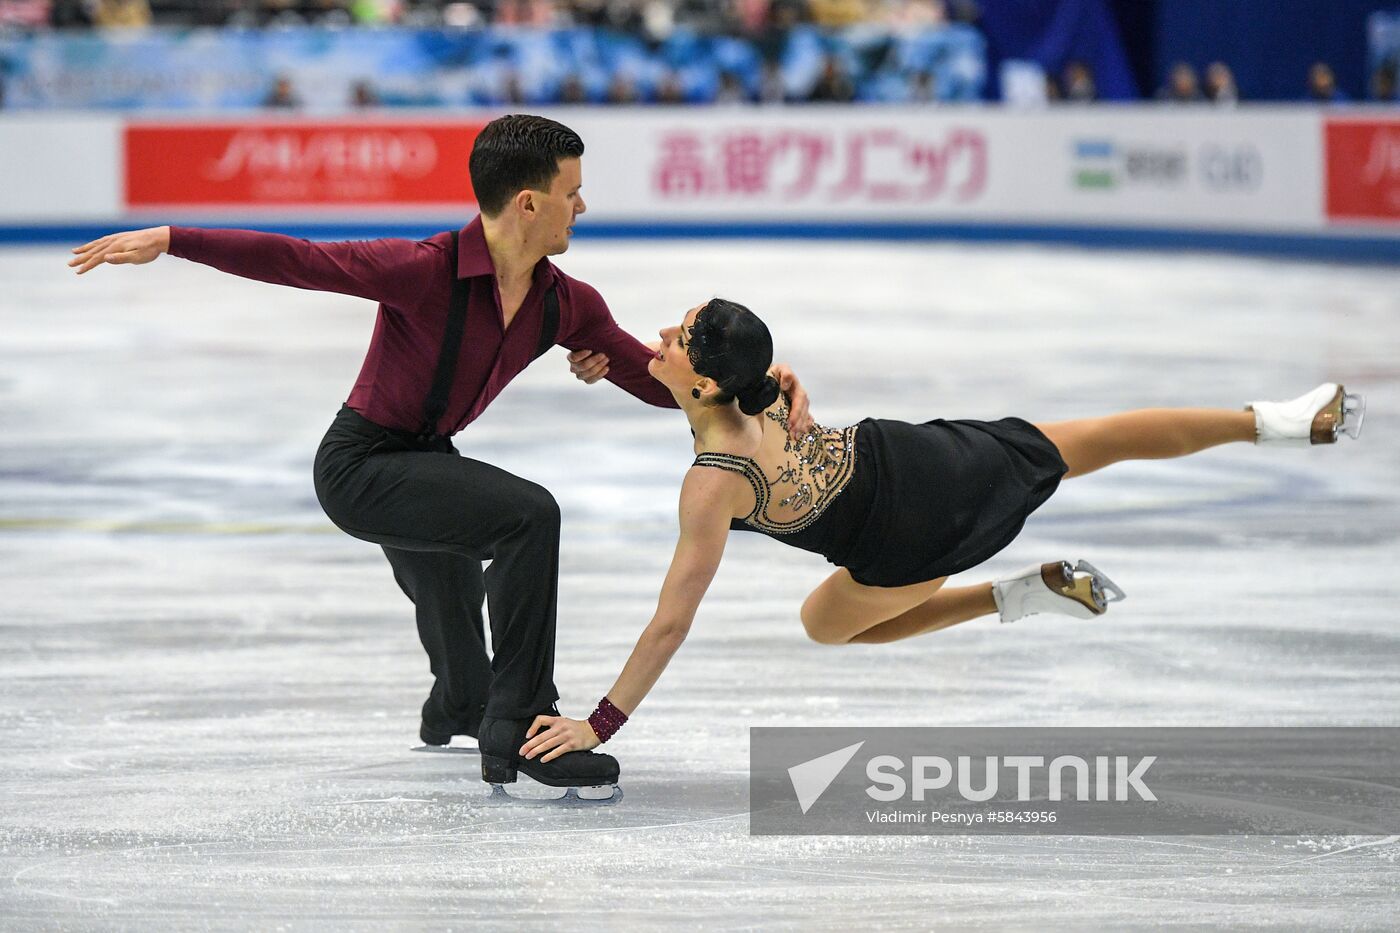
[691,388,701,399]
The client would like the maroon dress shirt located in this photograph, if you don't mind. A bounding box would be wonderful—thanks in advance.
[168,217,678,434]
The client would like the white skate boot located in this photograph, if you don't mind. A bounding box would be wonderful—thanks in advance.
[993,560,1126,624]
[1247,383,1365,447]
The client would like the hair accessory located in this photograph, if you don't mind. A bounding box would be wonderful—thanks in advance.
[686,299,775,415]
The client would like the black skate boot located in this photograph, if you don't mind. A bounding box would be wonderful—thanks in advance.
[419,722,455,746]
[412,698,483,755]
[478,712,622,805]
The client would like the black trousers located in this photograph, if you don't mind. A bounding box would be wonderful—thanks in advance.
[313,405,560,725]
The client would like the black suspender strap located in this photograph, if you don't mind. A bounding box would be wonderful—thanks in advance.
[418,230,471,442]
[533,285,559,362]
[418,231,561,441]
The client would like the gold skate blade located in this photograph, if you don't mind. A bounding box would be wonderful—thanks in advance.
[1310,385,1345,445]
[1062,575,1107,614]
[1040,561,1105,615]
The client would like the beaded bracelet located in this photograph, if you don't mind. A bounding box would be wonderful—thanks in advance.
[587,696,628,743]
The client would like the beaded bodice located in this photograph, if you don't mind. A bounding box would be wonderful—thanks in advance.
[693,399,858,535]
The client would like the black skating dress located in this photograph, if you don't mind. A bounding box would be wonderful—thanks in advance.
[693,398,1068,588]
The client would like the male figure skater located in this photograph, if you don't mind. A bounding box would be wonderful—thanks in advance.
[69,114,811,795]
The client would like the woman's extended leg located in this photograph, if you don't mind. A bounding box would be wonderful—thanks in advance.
[846,582,996,644]
[799,570,996,645]
[1035,408,1256,479]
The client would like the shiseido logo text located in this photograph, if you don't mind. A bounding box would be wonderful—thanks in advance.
[205,131,440,180]
[1363,130,1400,184]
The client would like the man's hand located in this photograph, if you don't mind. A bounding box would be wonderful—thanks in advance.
[68,226,171,275]
[521,714,601,763]
[567,349,609,384]
[771,363,814,439]
[567,341,660,385]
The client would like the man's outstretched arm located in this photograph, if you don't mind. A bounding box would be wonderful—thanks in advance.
[562,323,817,437]
[560,280,681,410]
[70,225,431,307]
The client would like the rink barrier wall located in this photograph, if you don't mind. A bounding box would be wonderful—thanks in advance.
[2,108,1397,262]
[7,221,1399,264]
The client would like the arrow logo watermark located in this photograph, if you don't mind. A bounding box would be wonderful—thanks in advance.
[787,741,865,814]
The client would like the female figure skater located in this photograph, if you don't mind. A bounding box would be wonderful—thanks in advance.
[510,298,1364,770]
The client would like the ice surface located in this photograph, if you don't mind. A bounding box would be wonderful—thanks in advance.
[2,240,1398,929]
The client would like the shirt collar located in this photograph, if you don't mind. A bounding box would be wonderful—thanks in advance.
[456,215,495,279]
[457,215,554,288]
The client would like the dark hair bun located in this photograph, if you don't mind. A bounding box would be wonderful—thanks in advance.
[735,374,781,415]
[688,297,777,414]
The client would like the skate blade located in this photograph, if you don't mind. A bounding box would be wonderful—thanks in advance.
[1339,389,1365,440]
[487,782,623,807]
[1043,561,1109,615]
[1074,559,1126,610]
[1044,560,1126,614]
[411,744,479,755]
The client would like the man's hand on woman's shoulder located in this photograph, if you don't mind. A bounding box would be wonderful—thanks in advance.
[771,363,814,439]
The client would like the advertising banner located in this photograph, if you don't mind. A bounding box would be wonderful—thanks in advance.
[4,107,1399,257]
[631,121,989,212]
[1028,111,1321,230]
[567,111,1000,221]
[125,121,481,209]
[0,116,122,220]
[1325,117,1400,223]
[573,110,1323,230]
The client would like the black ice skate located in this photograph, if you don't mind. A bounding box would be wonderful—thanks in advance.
[411,728,480,755]
[411,707,481,755]
[478,713,623,805]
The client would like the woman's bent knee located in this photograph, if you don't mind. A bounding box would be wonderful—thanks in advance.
[804,622,850,646]
[800,595,851,645]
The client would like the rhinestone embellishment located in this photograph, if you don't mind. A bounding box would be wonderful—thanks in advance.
[695,399,857,535]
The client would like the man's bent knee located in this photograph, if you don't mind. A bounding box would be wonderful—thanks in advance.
[514,482,561,534]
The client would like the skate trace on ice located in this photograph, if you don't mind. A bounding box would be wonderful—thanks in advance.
[2,241,1398,929]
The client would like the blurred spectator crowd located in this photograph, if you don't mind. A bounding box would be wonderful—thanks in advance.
[0,0,1396,106]
[1142,58,1395,105]
[1,0,983,33]
[1,0,993,106]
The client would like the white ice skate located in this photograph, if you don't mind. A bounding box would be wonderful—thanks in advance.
[993,560,1126,624]
[1247,383,1365,447]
